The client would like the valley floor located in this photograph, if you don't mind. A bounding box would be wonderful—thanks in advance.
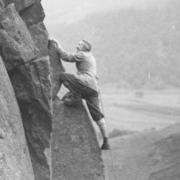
[101,89,180,180]
[102,89,180,132]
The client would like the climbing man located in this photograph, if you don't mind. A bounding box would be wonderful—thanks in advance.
[50,39,110,150]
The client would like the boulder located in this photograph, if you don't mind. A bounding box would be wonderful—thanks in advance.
[2,0,35,12]
[8,56,52,180]
[20,2,45,27]
[0,4,37,70]
[48,40,65,99]
[52,99,105,180]
[0,56,34,180]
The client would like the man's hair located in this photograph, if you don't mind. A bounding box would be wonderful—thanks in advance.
[82,40,92,52]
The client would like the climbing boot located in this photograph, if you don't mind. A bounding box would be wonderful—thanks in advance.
[62,92,82,106]
[101,137,110,150]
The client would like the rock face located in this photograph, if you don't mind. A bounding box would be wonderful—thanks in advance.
[0,4,37,70]
[0,56,34,180]
[52,99,104,180]
[48,40,65,99]
[8,57,52,180]
[3,0,35,12]
[0,1,105,180]
[0,2,51,180]
[20,1,44,27]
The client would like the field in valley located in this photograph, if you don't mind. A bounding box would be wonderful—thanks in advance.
[101,88,180,133]
[100,88,180,180]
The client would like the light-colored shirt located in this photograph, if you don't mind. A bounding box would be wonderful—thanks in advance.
[58,48,97,78]
[58,48,99,91]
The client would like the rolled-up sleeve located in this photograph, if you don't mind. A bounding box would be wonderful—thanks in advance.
[58,48,84,63]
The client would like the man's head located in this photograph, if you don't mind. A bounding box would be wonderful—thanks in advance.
[76,40,92,52]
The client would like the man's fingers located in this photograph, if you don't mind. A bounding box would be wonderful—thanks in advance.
[48,38,63,51]
[48,39,58,48]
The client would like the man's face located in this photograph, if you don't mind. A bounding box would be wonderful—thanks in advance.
[76,41,85,51]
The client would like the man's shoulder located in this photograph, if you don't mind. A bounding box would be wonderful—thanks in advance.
[74,51,94,60]
[73,51,86,60]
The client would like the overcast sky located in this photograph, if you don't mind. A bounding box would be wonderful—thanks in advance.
[42,0,167,26]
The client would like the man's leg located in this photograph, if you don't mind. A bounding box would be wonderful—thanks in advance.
[59,72,93,96]
[62,91,82,106]
[96,118,110,150]
[59,72,81,95]
[86,94,110,150]
[60,73,110,149]
[59,72,83,105]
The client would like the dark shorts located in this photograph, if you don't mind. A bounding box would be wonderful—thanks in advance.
[59,72,104,121]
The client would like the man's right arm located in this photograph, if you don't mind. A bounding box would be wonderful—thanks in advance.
[48,39,84,63]
[57,48,77,62]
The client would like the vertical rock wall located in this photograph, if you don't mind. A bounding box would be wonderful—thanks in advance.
[0,2,52,180]
[0,56,34,180]
[52,100,105,180]
[0,1,105,180]
[48,39,105,179]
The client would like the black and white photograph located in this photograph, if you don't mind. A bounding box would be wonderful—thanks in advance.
[0,0,180,179]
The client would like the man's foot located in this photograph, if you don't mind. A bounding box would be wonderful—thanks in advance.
[101,138,110,150]
[62,92,82,106]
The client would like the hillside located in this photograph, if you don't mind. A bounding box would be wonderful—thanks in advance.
[51,0,180,89]
[103,123,180,180]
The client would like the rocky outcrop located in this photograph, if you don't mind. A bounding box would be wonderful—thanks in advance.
[52,99,104,180]
[48,38,104,179]
[2,0,36,12]
[0,2,51,180]
[20,1,44,27]
[0,56,34,180]
[148,126,180,180]
[0,1,104,180]
[105,124,180,180]
[8,57,52,180]
[0,4,37,70]
[48,40,65,99]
